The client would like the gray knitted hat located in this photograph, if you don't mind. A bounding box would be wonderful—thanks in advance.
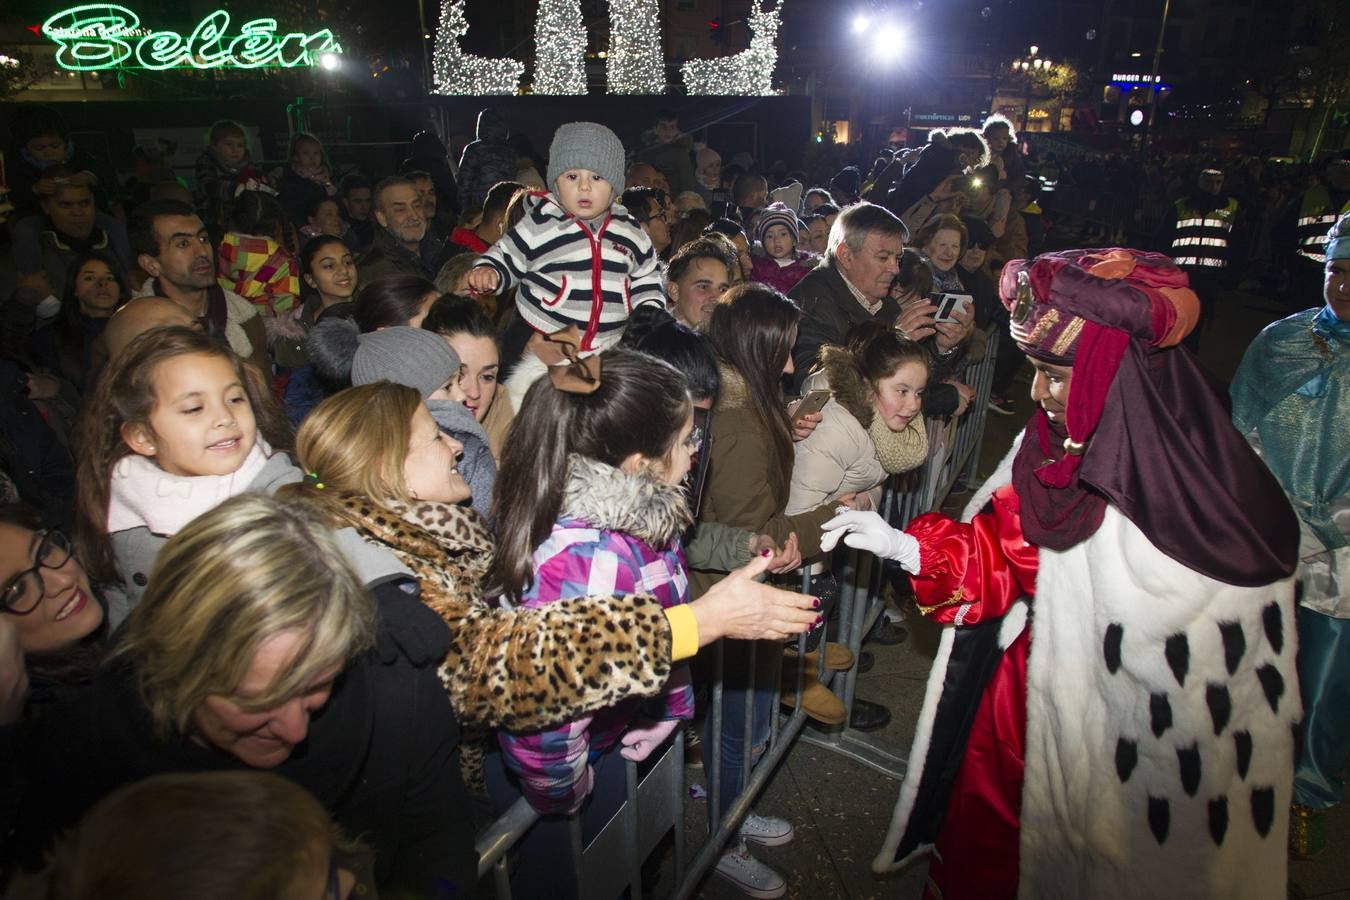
[547,122,626,197]
[350,326,461,400]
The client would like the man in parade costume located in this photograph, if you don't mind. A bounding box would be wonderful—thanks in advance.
[823,248,1301,898]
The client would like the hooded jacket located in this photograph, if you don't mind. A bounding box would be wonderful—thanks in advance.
[457,109,518,212]
[476,192,665,353]
[690,364,839,596]
[787,348,928,516]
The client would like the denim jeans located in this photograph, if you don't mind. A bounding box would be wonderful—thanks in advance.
[704,638,777,825]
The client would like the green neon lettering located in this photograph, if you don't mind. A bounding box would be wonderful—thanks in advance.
[229,26,277,69]
[186,10,232,68]
[40,3,342,71]
[134,30,182,69]
[43,3,138,70]
[276,32,311,67]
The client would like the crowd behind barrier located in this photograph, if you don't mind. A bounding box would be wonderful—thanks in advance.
[3,95,1341,900]
[472,332,1001,897]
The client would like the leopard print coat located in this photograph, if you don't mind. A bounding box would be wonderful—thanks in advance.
[335,495,676,733]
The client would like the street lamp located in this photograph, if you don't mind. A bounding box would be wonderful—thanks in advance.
[1009,44,1046,132]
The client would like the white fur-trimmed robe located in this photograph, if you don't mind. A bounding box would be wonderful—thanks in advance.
[875,436,1300,898]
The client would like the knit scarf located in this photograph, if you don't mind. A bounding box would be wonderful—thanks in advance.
[107,439,272,535]
[868,413,930,475]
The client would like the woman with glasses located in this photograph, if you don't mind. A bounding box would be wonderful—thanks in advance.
[0,505,107,718]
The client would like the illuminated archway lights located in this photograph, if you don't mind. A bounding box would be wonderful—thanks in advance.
[40,4,343,71]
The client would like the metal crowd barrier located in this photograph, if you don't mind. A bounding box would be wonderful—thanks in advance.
[473,331,1002,898]
[798,330,1001,777]
[475,733,686,899]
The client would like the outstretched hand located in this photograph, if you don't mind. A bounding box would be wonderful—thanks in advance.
[688,553,821,644]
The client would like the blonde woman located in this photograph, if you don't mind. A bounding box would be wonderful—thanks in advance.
[11,494,475,898]
[285,383,825,733]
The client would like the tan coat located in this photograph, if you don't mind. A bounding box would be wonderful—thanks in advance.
[786,368,887,516]
[690,363,838,596]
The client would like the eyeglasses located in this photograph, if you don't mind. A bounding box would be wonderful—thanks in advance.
[2,530,74,616]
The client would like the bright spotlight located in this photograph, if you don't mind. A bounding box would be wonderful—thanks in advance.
[873,24,907,58]
[852,14,869,33]
[319,52,341,71]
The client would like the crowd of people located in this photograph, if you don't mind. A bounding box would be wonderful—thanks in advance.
[0,98,1344,900]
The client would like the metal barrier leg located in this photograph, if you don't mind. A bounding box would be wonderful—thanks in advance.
[707,639,723,836]
[626,760,643,900]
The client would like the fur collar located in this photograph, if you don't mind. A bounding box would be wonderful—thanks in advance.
[561,455,691,548]
[716,362,750,411]
[818,345,876,429]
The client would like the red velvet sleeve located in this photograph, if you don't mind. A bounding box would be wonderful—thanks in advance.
[904,485,1038,626]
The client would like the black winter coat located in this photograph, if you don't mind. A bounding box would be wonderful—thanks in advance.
[2,585,476,899]
[788,260,900,393]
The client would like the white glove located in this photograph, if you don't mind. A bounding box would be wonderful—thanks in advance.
[820,509,922,574]
[34,295,62,320]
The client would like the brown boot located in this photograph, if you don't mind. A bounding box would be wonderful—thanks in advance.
[785,641,855,672]
[780,654,846,726]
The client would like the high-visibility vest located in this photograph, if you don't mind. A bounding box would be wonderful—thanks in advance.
[1170,197,1237,269]
[1295,188,1350,265]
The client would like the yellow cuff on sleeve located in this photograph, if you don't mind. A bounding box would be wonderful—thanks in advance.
[664,604,700,662]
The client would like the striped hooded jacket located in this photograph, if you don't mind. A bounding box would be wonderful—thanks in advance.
[475,191,665,353]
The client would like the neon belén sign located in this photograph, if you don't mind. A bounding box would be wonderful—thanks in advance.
[41,4,342,70]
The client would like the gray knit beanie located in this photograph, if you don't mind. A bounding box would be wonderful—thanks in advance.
[350,326,461,400]
[547,122,626,197]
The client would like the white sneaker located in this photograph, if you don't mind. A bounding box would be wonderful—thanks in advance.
[714,845,787,899]
[738,811,795,847]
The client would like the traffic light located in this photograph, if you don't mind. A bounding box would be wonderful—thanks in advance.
[709,17,726,45]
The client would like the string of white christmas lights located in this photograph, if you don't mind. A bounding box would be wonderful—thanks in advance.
[606,0,666,94]
[533,0,587,94]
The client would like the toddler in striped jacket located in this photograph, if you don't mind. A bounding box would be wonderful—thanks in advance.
[467,122,666,356]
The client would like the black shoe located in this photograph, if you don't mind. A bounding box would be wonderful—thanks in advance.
[867,618,908,646]
[849,698,892,732]
[857,651,874,674]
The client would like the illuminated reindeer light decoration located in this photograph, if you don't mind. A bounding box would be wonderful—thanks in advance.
[680,0,784,96]
[431,0,523,95]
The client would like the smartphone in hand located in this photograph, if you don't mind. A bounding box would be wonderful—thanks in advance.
[790,389,831,423]
[933,293,973,323]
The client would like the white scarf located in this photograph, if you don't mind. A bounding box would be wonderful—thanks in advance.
[107,438,273,535]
